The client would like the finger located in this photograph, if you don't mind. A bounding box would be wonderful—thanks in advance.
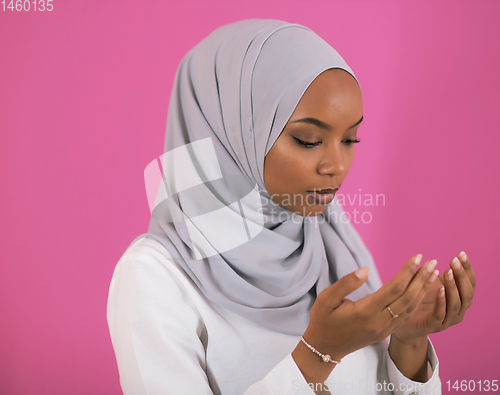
[316,266,369,311]
[371,254,422,307]
[457,251,476,289]
[430,286,447,327]
[450,257,474,314]
[385,260,439,319]
[442,268,462,327]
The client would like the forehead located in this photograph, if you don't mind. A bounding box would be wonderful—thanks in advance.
[291,69,362,121]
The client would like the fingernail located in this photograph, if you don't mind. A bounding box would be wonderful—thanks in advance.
[414,254,422,266]
[439,287,445,297]
[459,251,467,263]
[446,269,453,281]
[428,269,439,283]
[355,268,367,279]
[427,260,438,273]
[451,257,461,269]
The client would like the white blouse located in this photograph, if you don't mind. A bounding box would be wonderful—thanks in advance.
[106,237,442,395]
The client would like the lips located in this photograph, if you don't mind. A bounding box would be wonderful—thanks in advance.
[306,188,338,205]
[310,188,336,194]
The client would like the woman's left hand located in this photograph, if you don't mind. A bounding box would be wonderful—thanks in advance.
[391,251,476,344]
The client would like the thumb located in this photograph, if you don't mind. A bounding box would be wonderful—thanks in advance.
[318,267,370,309]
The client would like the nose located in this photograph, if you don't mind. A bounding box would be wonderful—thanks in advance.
[317,144,346,176]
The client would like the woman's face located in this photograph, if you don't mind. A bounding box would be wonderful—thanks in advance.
[263,68,363,217]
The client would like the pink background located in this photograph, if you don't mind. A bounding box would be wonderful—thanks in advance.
[1,1,499,393]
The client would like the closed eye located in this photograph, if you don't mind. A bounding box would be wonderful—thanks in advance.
[292,136,321,148]
[293,136,361,148]
[343,139,361,146]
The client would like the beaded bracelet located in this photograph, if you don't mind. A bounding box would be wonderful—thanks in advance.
[300,336,341,364]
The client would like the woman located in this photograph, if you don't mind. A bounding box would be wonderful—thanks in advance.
[106,18,475,395]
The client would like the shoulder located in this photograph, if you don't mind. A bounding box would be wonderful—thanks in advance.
[120,236,175,264]
[118,236,185,278]
[110,236,204,305]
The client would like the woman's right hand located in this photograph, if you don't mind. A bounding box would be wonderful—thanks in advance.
[302,255,440,362]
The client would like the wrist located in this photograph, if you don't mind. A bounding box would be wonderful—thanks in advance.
[301,328,347,361]
[292,340,336,385]
[391,333,428,349]
[389,334,429,383]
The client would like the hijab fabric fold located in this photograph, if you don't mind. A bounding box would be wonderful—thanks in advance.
[132,18,383,335]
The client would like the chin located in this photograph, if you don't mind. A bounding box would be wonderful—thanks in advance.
[293,206,325,217]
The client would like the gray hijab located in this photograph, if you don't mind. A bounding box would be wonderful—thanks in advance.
[131,18,383,335]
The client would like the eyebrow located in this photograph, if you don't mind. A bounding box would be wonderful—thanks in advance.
[290,115,363,131]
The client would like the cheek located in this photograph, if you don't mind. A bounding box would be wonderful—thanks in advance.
[282,144,318,172]
[271,154,315,194]
[265,144,300,189]
[345,150,355,172]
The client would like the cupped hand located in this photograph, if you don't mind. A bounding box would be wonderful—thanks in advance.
[392,251,476,344]
[303,254,440,361]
